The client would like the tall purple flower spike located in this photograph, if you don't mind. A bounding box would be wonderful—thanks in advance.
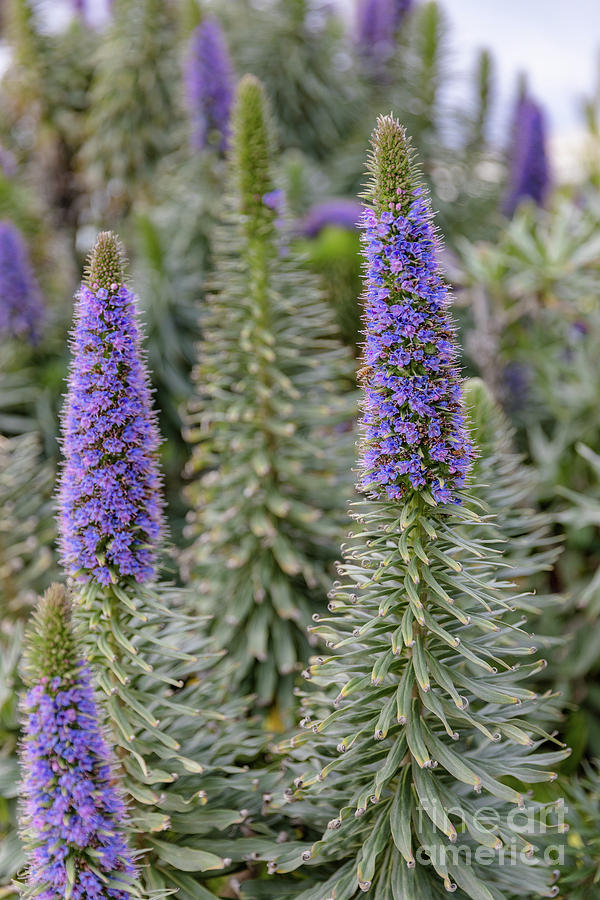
[20,584,136,900]
[59,232,162,586]
[184,17,234,153]
[356,0,412,61]
[299,199,363,238]
[503,94,550,217]
[0,220,44,344]
[359,115,474,505]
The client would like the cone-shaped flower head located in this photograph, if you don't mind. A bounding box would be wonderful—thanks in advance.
[59,232,162,586]
[232,74,280,235]
[0,220,44,343]
[184,17,234,153]
[360,115,473,504]
[503,93,550,217]
[20,583,137,899]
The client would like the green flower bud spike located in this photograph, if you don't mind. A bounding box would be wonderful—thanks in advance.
[183,75,356,719]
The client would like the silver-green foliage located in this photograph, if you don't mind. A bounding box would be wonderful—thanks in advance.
[80,0,179,217]
[182,75,356,715]
[0,432,57,891]
[464,378,561,591]
[73,578,266,898]
[266,123,567,900]
[133,154,226,520]
[0,624,25,892]
[550,442,600,756]
[560,762,600,899]
[272,495,566,900]
[0,432,56,617]
[224,0,359,162]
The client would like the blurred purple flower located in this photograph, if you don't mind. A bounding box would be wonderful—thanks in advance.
[355,0,412,66]
[300,199,363,238]
[0,146,17,178]
[502,361,530,414]
[0,220,44,344]
[503,95,550,217]
[184,18,234,154]
[263,189,284,211]
[59,232,162,586]
[356,0,394,58]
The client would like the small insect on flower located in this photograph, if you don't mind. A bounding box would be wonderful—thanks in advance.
[59,232,162,586]
[19,583,139,900]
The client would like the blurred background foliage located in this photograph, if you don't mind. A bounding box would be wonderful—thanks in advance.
[0,0,599,896]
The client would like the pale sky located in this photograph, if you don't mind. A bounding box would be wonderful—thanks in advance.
[340,0,599,138]
[25,0,600,162]
[435,0,598,137]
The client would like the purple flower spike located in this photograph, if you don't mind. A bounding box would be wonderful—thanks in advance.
[355,0,412,65]
[356,0,394,56]
[184,18,234,153]
[59,232,162,585]
[300,199,363,237]
[0,220,44,344]
[359,116,474,504]
[20,584,136,900]
[503,94,550,217]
